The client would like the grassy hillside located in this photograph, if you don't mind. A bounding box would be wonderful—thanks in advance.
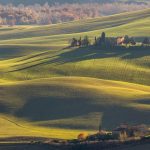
[0,77,150,137]
[0,46,150,85]
[0,9,150,85]
[0,9,150,40]
[0,9,150,139]
[0,114,85,139]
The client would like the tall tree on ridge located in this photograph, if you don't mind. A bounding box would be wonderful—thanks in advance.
[142,37,150,46]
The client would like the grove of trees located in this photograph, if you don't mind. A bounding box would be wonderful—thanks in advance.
[0,2,149,25]
[70,32,150,48]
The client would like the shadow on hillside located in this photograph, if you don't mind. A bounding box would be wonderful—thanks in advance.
[0,45,50,59]
[7,45,150,72]
[135,98,150,104]
[15,96,150,130]
[0,102,10,113]
[101,105,150,129]
[15,97,96,121]
[50,46,150,65]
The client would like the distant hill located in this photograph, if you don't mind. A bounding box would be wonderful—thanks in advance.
[0,0,149,5]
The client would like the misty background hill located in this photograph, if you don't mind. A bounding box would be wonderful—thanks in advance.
[0,0,149,5]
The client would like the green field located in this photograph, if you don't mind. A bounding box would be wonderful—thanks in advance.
[0,9,150,139]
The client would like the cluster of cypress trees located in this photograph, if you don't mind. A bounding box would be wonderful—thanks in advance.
[70,32,150,48]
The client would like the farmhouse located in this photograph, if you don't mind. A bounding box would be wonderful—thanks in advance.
[117,37,125,45]
[112,124,150,140]
[77,124,150,141]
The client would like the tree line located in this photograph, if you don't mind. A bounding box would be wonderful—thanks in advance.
[70,32,150,48]
[0,2,149,25]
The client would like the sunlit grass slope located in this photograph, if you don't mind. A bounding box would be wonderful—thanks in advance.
[0,46,150,85]
[0,114,85,139]
[0,77,150,136]
[0,8,149,40]
[0,9,149,85]
[0,11,149,49]
[0,9,150,139]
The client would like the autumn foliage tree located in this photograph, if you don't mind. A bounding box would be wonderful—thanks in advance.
[0,2,149,25]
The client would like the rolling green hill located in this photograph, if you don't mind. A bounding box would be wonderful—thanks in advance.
[0,9,150,40]
[0,9,150,139]
[0,77,150,138]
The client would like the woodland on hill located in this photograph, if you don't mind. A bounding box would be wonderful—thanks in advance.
[0,2,149,25]
[0,0,149,5]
